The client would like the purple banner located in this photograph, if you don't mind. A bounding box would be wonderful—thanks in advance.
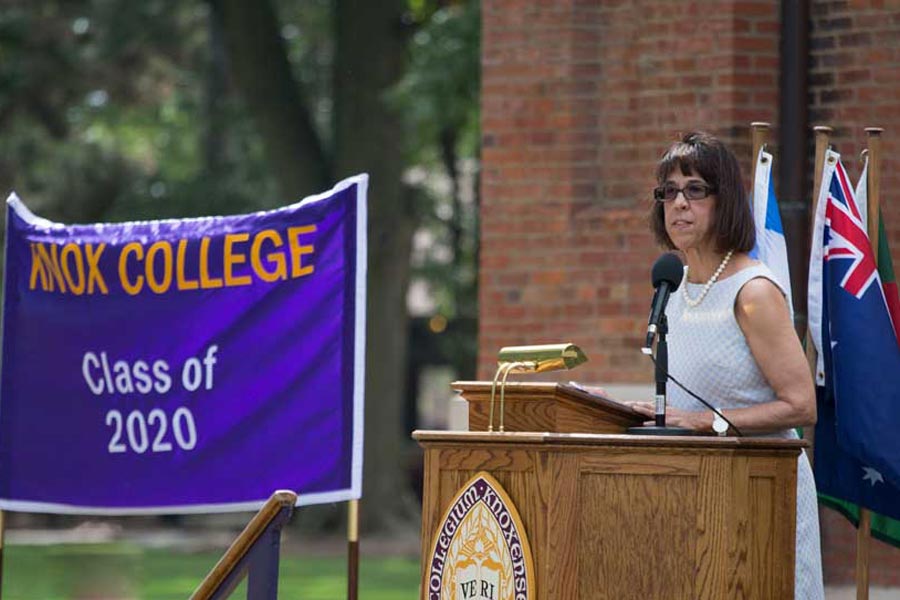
[0,175,367,514]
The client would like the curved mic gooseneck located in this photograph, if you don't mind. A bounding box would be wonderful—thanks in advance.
[647,354,744,436]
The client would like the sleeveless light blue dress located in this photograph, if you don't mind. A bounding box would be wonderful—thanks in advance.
[665,263,824,600]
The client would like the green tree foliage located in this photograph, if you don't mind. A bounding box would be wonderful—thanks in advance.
[391,2,480,162]
[0,0,282,221]
[0,0,481,530]
[390,2,481,378]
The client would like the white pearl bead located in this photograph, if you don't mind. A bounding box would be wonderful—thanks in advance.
[682,249,734,308]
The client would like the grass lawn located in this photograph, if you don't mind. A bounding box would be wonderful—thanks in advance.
[2,543,420,599]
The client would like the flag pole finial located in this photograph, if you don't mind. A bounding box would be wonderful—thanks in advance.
[863,127,884,264]
[750,122,771,187]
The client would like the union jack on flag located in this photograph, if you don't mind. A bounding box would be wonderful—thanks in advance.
[823,160,879,299]
[814,152,900,549]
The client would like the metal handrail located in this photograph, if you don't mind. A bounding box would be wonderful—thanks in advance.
[191,490,298,600]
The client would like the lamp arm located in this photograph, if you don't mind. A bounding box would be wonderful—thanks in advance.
[499,361,528,432]
[488,364,507,432]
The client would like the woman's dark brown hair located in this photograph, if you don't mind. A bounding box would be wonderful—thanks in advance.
[649,131,755,254]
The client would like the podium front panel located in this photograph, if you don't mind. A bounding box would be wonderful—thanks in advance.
[416,432,802,600]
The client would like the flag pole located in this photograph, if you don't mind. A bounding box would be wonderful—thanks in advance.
[347,499,359,600]
[811,125,833,237]
[750,122,771,186]
[864,127,883,255]
[856,505,871,600]
[806,125,833,474]
[808,125,833,359]
[853,126,884,600]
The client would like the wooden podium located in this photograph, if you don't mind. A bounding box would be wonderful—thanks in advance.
[415,381,805,599]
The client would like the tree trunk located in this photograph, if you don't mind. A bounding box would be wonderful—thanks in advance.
[210,0,330,198]
[334,0,417,531]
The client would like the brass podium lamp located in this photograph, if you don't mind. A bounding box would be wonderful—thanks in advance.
[489,343,588,431]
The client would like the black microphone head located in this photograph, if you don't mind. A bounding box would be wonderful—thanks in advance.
[651,252,684,290]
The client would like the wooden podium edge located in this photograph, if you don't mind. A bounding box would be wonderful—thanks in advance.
[413,429,808,452]
[451,380,642,427]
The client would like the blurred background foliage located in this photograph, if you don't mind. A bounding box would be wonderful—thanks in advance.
[0,0,479,225]
[0,0,480,530]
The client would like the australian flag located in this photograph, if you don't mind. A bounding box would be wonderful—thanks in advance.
[808,150,900,522]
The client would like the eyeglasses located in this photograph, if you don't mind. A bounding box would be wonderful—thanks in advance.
[653,182,716,202]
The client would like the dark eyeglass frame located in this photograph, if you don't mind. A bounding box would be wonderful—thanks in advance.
[653,182,716,202]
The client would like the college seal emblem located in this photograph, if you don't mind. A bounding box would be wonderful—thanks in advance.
[425,472,535,600]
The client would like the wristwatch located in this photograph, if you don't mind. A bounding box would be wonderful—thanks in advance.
[712,410,729,436]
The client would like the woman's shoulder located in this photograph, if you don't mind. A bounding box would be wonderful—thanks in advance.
[719,255,779,289]
[733,267,792,324]
[736,275,785,306]
[721,256,790,313]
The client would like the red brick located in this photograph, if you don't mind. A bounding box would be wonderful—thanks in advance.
[837,69,873,84]
[733,36,776,53]
[733,1,778,17]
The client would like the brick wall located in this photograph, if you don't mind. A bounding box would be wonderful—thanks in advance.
[809,0,900,276]
[480,0,781,382]
[480,0,900,587]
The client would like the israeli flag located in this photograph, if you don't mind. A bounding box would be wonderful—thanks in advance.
[750,148,793,311]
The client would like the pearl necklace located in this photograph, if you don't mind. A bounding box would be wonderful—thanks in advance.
[682,249,734,307]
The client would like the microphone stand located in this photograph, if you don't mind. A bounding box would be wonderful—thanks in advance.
[655,314,669,427]
[629,314,692,436]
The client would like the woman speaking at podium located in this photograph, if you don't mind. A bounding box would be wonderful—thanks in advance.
[630,131,824,599]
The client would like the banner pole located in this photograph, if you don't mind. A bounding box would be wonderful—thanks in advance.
[347,499,359,600]
[0,509,5,600]
[853,126,884,600]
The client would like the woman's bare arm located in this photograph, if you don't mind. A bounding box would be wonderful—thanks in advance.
[630,277,815,433]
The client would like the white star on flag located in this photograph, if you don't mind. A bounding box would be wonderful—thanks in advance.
[862,467,884,486]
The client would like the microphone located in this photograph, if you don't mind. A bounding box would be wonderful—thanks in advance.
[643,253,684,352]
